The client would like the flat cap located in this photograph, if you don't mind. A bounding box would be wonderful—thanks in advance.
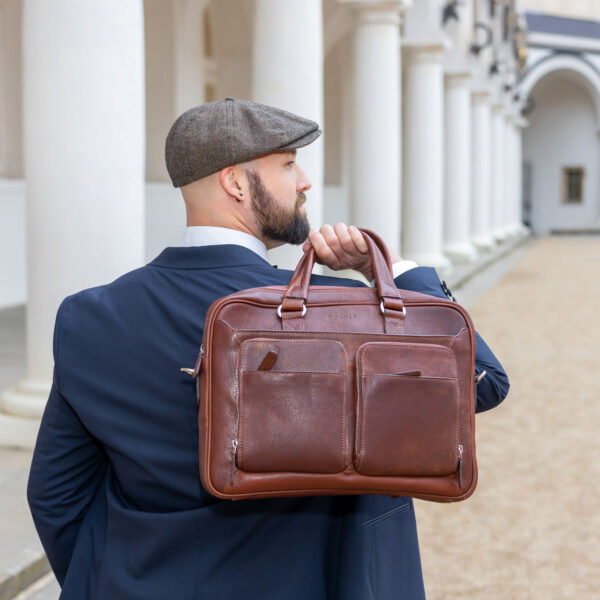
[165,97,322,188]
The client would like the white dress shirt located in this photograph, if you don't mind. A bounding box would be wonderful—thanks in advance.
[178,226,417,285]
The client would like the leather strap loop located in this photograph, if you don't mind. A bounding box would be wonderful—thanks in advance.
[280,227,405,330]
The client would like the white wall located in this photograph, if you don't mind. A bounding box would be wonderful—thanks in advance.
[523,72,600,233]
[145,183,187,261]
[0,182,188,309]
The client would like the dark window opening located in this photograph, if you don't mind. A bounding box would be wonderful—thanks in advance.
[562,167,584,204]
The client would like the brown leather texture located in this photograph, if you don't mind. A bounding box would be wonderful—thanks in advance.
[195,228,478,503]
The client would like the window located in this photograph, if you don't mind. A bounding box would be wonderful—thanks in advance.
[562,167,584,204]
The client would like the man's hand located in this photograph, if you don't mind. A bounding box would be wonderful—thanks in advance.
[301,223,402,282]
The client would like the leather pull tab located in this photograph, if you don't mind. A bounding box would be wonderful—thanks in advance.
[396,370,421,377]
[258,350,278,371]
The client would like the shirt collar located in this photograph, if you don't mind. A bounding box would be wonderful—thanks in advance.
[148,244,274,270]
[178,226,269,262]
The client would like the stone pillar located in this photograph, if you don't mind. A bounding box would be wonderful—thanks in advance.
[443,71,477,263]
[252,0,324,270]
[0,0,145,448]
[514,117,528,235]
[471,89,495,251]
[503,113,517,238]
[490,101,507,242]
[341,0,405,255]
[402,40,451,270]
[173,0,209,116]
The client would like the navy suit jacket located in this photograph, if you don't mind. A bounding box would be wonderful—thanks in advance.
[27,244,509,599]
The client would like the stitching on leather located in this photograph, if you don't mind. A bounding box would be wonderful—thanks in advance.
[361,374,457,381]
[237,339,347,473]
[360,342,459,379]
[356,341,460,473]
[231,328,468,340]
[238,371,347,473]
[240,338,346,370]
[243,371,346,376]
[359,374,460,474]
[358,342,461,464]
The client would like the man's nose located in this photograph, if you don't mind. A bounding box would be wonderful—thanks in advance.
[296,164,312,193]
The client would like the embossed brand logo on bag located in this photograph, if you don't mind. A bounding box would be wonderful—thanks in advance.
[327,313,357,320]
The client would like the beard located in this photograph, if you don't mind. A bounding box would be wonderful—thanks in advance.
[246,169,310,245]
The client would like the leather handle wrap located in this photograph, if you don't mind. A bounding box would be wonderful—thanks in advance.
[281,227,404,309]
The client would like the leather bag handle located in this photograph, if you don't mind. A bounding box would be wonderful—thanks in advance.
[279,227,406,331]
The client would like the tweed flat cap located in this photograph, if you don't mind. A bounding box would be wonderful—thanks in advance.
[165,97,322,188]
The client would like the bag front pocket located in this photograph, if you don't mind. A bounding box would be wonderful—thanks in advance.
[355,341,460,477]
[237,338,347,474]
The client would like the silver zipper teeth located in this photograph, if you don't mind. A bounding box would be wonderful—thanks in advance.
[354,351,362,462]
[231,439,238,485]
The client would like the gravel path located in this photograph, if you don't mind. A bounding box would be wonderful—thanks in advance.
[417,236,600,599]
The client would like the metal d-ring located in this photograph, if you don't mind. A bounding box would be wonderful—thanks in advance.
[380,299,407,317]
[277,303,307,319]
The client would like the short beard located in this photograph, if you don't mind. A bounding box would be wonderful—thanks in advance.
[246,169,310,245]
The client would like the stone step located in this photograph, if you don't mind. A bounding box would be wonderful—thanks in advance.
[0,448,50,600]
[11,573,58,600]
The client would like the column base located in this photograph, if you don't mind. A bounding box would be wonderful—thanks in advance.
[503,224,520,239]
[403,251,452,275]
[508,223,529,238]
[492,228,509,243]
[443,241,478,264]
[472,234,496,252]
[2,379,50,419]
[0,413,40,449]
[0,379,49,449]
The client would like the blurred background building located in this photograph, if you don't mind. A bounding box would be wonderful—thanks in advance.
[0,0,598,447]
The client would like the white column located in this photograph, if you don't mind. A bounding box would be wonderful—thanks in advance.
[513,116,529,235]
[252,0,323,270]
[490,101,507,242]
[173,0,209,115]
[402,41,451,270]
[503,113,517,238]
[471,89,495,251]
[443,71,477,263]
[341,0,404,255]
[0,0,145,448]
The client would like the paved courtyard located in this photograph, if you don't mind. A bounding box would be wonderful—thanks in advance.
[2,235,598,598]
[417,236,600,599]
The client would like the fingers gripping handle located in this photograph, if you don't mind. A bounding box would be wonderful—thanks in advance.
[279,227,405,317]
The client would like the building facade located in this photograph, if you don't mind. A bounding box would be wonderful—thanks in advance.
[518,6,600,233]
[0,0,539,446]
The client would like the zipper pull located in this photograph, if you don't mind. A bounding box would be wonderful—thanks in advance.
[193,344,205,378]
[457,444,464,489]
[231,439,238,485]
[475,370,487,384]
[180,343,206,378]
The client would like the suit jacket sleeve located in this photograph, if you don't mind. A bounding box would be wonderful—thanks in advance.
[27,297,107,586]
[388,266,510,414]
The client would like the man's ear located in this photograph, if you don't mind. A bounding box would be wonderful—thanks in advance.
[219,165,245,202]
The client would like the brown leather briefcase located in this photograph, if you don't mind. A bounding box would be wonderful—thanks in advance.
[188,227,478,502]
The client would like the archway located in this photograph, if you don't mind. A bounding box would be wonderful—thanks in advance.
[518,54,600,233]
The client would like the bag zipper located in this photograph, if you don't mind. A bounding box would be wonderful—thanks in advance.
[231,438,238,484]
[457,444,463,489]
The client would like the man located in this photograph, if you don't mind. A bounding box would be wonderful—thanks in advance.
[28,98,509,599]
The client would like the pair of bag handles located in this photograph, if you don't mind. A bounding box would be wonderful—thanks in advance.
[279,227,406,324]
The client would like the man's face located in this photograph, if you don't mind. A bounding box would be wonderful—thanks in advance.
[245,151,312,245]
